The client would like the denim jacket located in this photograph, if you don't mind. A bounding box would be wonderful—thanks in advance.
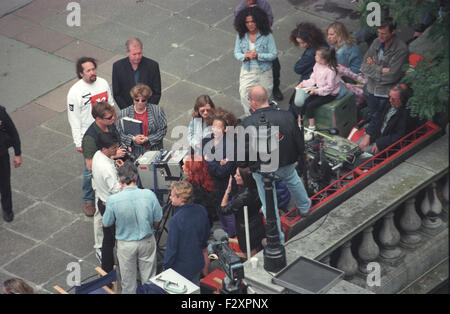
[234,32,277,72]
[336,43,363,74]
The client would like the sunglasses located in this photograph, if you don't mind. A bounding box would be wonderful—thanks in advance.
[134,98,147,103]
[103,115,114,120]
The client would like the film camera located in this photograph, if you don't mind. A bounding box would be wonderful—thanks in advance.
[207,229,244,293]
[135,149,188,191]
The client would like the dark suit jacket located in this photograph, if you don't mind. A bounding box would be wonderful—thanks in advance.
[112,56,161,109]
[366,102,409,151]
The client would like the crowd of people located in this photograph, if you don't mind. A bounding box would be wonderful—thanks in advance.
[1,0,432,294]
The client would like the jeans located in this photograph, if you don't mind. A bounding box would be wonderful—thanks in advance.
[252,163,311,244]
[82,160,95,203]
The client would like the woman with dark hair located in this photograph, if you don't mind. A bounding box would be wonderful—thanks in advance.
[2,278,34,294]
[220,167,265,257]
[116,83,167,159]
[188,95,216,151]
[182,154,217,226]
[203,116,237,238]
[290,22,328,82]
[234,6,277,115]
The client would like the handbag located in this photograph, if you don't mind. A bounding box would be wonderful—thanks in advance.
[294,87,310,108]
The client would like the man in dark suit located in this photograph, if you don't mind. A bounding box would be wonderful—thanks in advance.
[112,38,161,109]
[358,83,415,154]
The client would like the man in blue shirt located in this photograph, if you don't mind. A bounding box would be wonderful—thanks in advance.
[163,181,211,284]
[103,161,162,294]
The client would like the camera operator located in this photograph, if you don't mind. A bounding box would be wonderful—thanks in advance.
[82,101,127,172]
[163,181,210,285]
[238,86,311,244]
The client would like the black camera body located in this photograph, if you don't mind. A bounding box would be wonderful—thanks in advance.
[119,144,135,162]
[207,234,244,285]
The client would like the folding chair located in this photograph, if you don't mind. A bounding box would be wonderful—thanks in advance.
[53,267,118,294]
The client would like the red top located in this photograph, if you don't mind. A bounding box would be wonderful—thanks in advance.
[134,109,149,149]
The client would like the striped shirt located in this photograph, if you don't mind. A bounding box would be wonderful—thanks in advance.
[116,103,167,158]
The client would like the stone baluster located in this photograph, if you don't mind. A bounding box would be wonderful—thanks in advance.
[336,241,358,280]
[379,211,404,266]
[358,226,380,274]
[399,197,423,249]
[421,183,443,234]
[441,176,448,217]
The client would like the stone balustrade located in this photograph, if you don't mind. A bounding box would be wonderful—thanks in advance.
[243,131,448,294]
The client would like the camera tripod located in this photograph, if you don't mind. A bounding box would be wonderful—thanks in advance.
[155,198,174,259]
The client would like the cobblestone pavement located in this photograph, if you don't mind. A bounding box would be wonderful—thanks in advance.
[1,0,399,293]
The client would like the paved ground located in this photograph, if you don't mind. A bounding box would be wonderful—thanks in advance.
[0,0,413,294]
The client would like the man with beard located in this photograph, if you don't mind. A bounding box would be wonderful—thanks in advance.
[67,57,116,217]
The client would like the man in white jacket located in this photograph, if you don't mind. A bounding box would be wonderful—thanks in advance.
[67,57,115,217]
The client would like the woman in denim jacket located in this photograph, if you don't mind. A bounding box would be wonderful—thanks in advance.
[327,22,367,106]
[327,22,363,75]
[234,6,277,115]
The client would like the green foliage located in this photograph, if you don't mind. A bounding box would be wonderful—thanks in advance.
[357,0,449,120]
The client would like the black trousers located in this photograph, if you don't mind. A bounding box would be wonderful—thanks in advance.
[98,199,116,273]
[0,153,12,215]
[297,94,337,119]
[272,57,281,89]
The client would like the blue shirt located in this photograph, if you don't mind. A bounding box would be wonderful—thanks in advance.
[163,203,210,281]
[103,186,162,241]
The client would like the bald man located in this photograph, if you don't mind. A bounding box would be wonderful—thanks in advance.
[238,86,310,243]
[112,38,161,109]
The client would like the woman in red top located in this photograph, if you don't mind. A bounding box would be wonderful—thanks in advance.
[182,154,217,226]
[116,83,167,158]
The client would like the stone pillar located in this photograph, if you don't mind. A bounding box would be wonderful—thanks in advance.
[399,197,423,249]
[336,241,358,280]
[357,226,380,274]
[421,183,444,235]
[379,211,404,266]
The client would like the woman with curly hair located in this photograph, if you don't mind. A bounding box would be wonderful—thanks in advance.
[188,95,216,151]
[290,22,328,82]
[182,154,217,226]
[234,6,277,115]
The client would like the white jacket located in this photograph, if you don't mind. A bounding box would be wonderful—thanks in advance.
[67,77,115,147]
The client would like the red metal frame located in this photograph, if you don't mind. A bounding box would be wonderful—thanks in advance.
[280,121,441,239]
